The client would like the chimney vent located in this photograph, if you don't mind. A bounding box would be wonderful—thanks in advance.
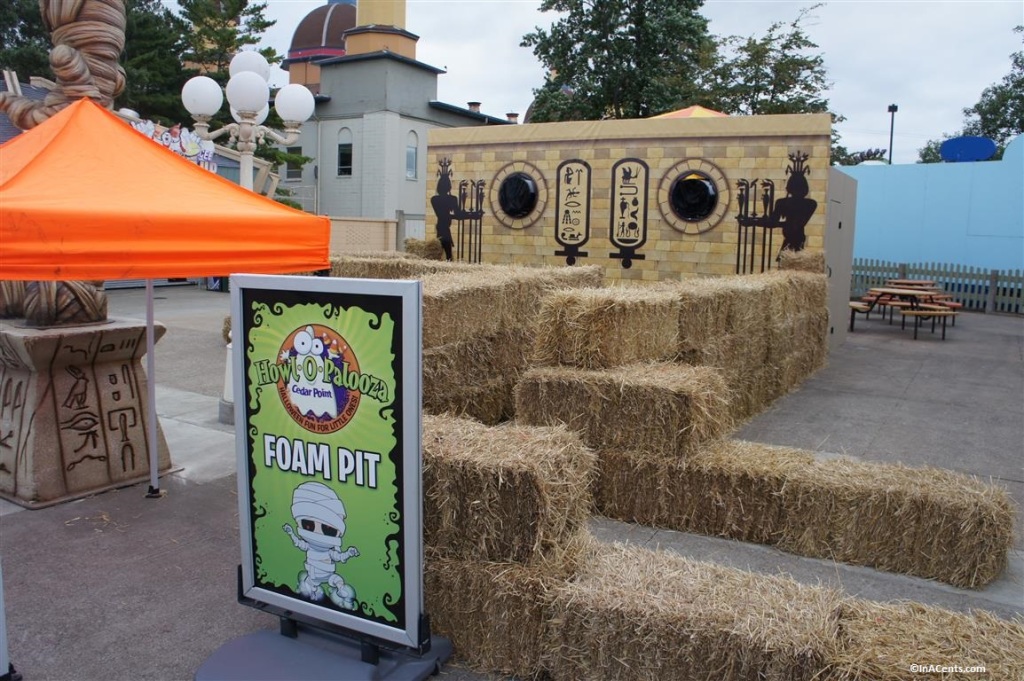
[506,112,519,123]
[467,101,481,113]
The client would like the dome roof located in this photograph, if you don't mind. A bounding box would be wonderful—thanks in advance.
[287,1,357,62]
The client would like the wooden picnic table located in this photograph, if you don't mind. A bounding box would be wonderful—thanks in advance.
[851,287,959,339]
[886,278,936,289]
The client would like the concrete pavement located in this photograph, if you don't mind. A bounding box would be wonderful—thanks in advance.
[1,284,1021,680]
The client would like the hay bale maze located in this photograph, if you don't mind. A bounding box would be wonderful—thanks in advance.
[597,440,1014,588]
[416,410,1022,679]
[514,273,1014,589]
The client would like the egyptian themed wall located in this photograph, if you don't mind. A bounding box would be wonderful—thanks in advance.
[426,113,833,281]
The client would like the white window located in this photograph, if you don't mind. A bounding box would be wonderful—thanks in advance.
[405,131,418,179]
[337,128,353,176]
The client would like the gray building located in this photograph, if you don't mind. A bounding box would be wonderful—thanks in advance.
[279,0,511,222]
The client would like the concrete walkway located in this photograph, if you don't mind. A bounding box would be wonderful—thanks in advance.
[1,285,1021,680]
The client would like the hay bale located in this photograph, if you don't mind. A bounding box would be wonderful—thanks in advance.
[829,600,1024,680]
[515,363,733,459]
[543,541,845,681]
[425,376,517,425]
[328,254,464,279]
[639,440,1016,588]
[404,237,445,260]
[423,415,596,566]
[420,271,515,347]
[771,452,1015,589]
[778,248,826,273]
[423,329,530,423]
[531,288,679,369]
[425,552,559,678]
[592,448,665,527]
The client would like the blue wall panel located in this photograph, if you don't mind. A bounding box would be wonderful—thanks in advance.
[840,134,1023,271]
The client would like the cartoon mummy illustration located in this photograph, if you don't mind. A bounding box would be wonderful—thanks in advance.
[285,325,338,420]
[283,482,359,610]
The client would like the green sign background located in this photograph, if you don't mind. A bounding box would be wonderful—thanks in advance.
[242,292,404,628]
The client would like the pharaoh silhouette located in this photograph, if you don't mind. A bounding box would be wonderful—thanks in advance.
[430,158,483,261]
[765,152,817,257]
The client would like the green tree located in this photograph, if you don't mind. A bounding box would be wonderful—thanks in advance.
[521,0,714,122]
[178,0,279,83]
[701,5,831,116]
[118,0,191,125]
[0,0,52,79]
[919,26,1023,162]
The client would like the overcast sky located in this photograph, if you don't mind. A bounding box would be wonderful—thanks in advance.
[256,0,1022,164]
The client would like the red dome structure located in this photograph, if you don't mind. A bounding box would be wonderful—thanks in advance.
[283,0,358,93]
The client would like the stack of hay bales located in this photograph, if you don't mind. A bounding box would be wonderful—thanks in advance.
[515,276,1014,588]
[420,265,602,424]
[668,270,829,421]
[541,540,1024,680]
[605,440,1015,588]
[421,415,596,676]
[417,421,1024,679]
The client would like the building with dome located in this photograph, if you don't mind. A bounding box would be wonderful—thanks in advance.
[279,0,512,231]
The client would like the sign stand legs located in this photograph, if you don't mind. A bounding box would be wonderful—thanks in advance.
[193,626,452,681]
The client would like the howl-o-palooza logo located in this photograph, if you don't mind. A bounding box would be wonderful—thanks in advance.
[251,323,390,434]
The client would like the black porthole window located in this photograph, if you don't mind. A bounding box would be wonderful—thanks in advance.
[498,172,538,219]
[670,172,718,222]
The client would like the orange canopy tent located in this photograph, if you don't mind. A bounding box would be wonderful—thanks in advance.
[0,97,331,496]
[651,105,728,119]
[0,98,330,281]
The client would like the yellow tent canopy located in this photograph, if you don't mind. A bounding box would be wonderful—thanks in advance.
[651,105,729,119]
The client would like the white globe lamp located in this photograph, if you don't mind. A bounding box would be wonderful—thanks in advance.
[229,51,271,81]
[274,84,315,125]
[225,71,270,115]
[181,76,223,117]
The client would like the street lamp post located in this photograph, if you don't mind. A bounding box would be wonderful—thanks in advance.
[887,104,898,165]
[181,52,314,191]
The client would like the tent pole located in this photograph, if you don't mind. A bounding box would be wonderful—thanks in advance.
[145,280,161,498]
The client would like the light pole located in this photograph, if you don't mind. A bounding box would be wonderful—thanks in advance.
[181,52,314,191]
[887,103,898,165]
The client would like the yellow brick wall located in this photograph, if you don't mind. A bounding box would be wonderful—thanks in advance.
[426,114,832,282]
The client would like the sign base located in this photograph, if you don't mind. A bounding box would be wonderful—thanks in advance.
[194,627,452,681]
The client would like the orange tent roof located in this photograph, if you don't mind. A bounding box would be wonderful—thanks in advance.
[1,98,330,281]
[651,105,728,119]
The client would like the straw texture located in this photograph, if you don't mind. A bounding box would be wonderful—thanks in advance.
[595,440,1015,588]
[422,415,596,567]
[515,363,733,459]
[531,287,680,369]
[543,541,846,681]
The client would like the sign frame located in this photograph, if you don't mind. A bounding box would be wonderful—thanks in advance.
[231,274,424,651]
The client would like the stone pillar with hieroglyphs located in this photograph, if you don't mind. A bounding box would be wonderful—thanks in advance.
[0,318,171,507]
